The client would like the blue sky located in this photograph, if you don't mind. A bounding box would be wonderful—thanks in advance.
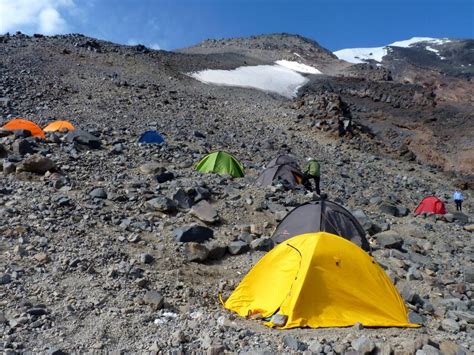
[1,0,473,51]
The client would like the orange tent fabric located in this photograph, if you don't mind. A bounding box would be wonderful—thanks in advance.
[414,196,446,215]
[2,118,45,138]
[44,120,75,132]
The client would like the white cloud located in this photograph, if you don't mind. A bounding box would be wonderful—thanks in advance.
[0,0,75,35]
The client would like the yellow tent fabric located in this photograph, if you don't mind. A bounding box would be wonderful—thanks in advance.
[43,120,75,132]
[223,232,419,329]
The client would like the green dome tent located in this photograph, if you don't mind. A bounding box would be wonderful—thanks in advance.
[195,151,245,178]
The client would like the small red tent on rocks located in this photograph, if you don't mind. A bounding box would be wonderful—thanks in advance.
[414,196,446,215]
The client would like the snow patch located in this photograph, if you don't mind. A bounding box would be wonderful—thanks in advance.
[275,60,322,74]
[190,61,322,98]
[334,37,452,64]
[425,46,439,54]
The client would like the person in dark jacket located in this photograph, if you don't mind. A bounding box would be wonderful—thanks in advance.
[303,157,320,195]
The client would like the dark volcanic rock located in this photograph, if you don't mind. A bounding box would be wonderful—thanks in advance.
[173,224,214,243]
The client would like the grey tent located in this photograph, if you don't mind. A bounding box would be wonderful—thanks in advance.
[267,154,299,169]
[272,199,370,251]
[256,164,303,187]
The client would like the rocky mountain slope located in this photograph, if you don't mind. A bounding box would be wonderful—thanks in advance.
[0,32,473,353]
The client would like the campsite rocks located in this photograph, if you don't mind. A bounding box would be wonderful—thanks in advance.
[373,230,404,250]
[173,224,214,243]
[1,33,473,353]
[17,154,55,174]
[190,200,219,223]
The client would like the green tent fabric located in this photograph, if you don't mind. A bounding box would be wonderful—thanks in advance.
[195,151,245,177]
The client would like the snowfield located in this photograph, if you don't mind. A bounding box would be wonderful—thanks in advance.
[334,37,451,64]
[190,61,321,98]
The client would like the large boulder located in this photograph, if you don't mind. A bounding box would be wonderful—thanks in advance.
[173,224,214,243]
[17,154,55,174]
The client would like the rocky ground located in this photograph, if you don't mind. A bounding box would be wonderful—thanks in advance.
[0,32,473,353]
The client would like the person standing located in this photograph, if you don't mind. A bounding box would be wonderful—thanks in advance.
[303,157,321,195]
[453,189,464,211]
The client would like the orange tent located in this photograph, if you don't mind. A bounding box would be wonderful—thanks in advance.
[2,118,45,138]
[44,120,75,132]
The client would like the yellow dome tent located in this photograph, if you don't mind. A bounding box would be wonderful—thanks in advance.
[43,120,75,132]
[223,232,419,329]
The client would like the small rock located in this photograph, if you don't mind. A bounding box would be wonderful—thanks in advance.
[18,154,55,174]
[33,252,49,263]
[408,311,425,324]
[439,341,467,355]
[227,240,250,255]
[173,189,194,209]
[205,241,227,260]
[89,187,107,199]
[373,230,404,250]
[173,224,214,243]
[0,273,11,285]
[140,253,154,264]
[3,161,15,174]
[12,139,34,155]
[184,243,209,262]
[351,336,375,354]
[139,162,162,175]
[282,335,305,351]
[441,318,460,332]
[143,290,164,311]
[190,200,219,223]
[250,237,274,251]
[271,314,288,327]
[145,196,177,213]
[416,344,440,355]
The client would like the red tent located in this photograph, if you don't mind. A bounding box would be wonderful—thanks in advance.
[414,196,446,215]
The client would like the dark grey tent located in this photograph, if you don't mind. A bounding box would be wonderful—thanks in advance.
[256,164,303,187]
[272,199,370,251]
[267,154,299,169]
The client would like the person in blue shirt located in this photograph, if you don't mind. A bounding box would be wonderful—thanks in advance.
[453,190,464,211]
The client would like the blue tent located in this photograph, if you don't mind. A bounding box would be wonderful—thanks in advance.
[138,130,165,144]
